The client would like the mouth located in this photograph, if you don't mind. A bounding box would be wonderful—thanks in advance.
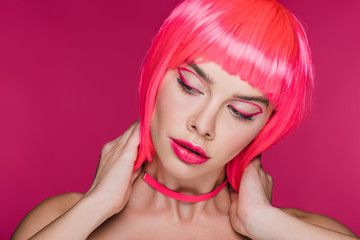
[180,144,203,156]
[170,138,210,165]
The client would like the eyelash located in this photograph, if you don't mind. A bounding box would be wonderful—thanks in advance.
[177,76,202,95]
[228,105,254,121]
[176,72,254,122]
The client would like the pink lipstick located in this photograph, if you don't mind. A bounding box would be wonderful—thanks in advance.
[170,138,210,165]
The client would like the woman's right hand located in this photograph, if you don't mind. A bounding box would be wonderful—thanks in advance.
[12,120,142,240]
[84,119,142,215]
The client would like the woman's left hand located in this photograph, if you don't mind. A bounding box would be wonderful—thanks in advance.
[229,155,274,237]
[229,156,360,240]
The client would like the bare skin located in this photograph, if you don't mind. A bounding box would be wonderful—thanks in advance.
[12,120,243,239]
[12,62,359,239]
[11,122,358,240]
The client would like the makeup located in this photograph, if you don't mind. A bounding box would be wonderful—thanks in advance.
[230,100,263,116]
[170,138,210,165]
[143,171,228,203]
[177,67,205,93]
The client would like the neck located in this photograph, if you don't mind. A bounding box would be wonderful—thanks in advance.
[136,156,231,220]
[143,171,228,203]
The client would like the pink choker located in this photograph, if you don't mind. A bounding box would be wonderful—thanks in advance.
[143,172,228,203]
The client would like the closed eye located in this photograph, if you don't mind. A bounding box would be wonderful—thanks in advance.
[177,68,203,95]
[228,105,254,121]
[177,77,198,94]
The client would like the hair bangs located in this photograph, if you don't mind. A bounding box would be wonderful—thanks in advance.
[136,0,314,191]
[166,0,301,107]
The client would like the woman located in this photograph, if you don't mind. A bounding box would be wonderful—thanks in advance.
[12,0,359,239]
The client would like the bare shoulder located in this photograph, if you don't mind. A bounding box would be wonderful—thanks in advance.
[12,192,84,240]
[281,208,358,238]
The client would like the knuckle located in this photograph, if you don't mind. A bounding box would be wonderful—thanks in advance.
[236,208,242,219]
[101,142,114,154]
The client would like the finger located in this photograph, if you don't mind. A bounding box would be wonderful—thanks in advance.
[121,123,141,164]
[267,177,273,203]
[260,170,273,203]
[250,156,261,169]
[267,173,274,192]
[93,158,101,181]
[256,153,262,164]
[116,119,140,145]
[99,120,139,168]
[130,167,142,184]
[117,119,139,142]
[229,186,239,204]
[124,122,140,147]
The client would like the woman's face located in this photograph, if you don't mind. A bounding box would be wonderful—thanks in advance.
[150,61,273,180]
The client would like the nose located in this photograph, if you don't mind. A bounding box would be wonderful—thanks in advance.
[187,103,217,140]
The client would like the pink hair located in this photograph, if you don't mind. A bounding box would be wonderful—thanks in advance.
[135,0,314,192]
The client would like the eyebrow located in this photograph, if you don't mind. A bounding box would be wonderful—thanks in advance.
[188,62,269,107]
[188,63,214,84]
[233,95,269,107]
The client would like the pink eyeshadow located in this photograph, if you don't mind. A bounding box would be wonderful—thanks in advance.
[177,67,205,87]
[231,100,263,116]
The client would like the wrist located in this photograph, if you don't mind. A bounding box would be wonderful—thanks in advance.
[81,190,120,220]
[242,205,279,240]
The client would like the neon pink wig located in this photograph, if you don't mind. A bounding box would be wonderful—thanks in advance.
[135,0,314,192]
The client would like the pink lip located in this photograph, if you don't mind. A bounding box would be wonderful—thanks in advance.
[170,138,210,165]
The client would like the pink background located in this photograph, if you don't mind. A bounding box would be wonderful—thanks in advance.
[1,0,359,238]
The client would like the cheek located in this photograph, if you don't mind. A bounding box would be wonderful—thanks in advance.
[150,76,190,138]
[217,121,265,161]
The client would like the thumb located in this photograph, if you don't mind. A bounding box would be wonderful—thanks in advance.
[229,186,239,204]
[130,167,142,184]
